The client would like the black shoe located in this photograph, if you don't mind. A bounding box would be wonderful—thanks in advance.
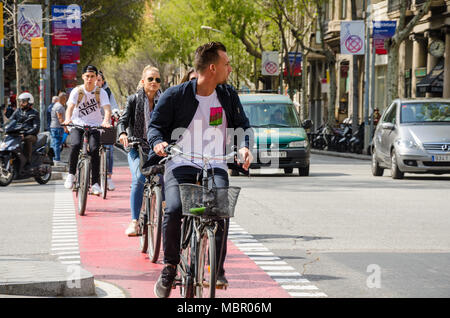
[154,265,177,298]
[216,274,228,287]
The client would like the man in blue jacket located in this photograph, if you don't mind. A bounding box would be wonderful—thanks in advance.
[149,42,253,298]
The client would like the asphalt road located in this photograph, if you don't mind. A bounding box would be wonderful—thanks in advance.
[230,154,450,298]
[2,149,449,298]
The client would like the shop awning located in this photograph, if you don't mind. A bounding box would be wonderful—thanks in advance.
[416,59,444,94]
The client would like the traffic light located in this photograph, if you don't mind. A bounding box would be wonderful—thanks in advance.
[31,37,47,69]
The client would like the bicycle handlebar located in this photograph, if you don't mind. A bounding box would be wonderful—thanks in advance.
[159,144,237,165]
[62,124,106,131]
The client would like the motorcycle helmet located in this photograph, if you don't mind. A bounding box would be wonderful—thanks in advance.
[18,92,34,105]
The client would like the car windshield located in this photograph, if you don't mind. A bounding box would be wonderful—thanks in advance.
[400,102,450,123]
[242,103,301,127]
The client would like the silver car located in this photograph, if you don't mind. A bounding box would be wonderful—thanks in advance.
[371,99,450,179]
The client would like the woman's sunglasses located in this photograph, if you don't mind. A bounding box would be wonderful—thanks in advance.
[147,77,161,83]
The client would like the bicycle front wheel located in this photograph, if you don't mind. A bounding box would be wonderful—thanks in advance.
[195,227,217,298]
[100,147,108,199]
[78,159,90,216]
[147,186,163,263]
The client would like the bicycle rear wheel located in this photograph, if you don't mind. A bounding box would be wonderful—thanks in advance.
[78,159,90,216]
[147,186,163,263]
[99,147,108,199]
[195,227,217,298]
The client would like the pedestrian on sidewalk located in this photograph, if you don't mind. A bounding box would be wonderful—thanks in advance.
[47,96,59,131]
[50,92,67,166]
[117,65,163,236]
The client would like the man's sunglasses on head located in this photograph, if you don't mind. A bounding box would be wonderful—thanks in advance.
[147,77,161,83]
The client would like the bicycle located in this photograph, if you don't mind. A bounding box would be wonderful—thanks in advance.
[63,124,107,216]
[160,144,241,298]
[127,137,165,263]
[99,145,108,199]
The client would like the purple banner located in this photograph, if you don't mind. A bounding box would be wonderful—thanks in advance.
[62,63,77,80]
[52,5,82,46]
[60,46,80,64]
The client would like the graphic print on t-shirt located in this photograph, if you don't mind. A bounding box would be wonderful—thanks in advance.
[209,107,223,126]
[78,97,100,117]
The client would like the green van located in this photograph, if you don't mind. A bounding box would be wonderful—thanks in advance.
[238,94,312,176]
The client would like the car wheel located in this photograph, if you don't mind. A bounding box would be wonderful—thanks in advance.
[284,168,293,174]
[391,149,404,179]
[298,165,309,176]
[371,151,384,177]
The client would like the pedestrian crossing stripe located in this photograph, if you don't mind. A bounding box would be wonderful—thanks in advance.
[228,221,327,298]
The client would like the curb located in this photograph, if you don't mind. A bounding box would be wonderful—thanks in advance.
[0,257,95,297]
[311,149,371,161]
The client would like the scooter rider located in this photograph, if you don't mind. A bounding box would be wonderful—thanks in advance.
[8,92,40,168]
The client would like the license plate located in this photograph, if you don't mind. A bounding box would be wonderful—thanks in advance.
[260,151,287,158]
[432,155,450,162]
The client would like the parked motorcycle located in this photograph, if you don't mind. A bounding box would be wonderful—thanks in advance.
[349,122,365,154]
[0,120,53,186]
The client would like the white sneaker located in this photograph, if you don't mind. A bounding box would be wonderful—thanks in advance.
[125,220,139,236]
[91,183,102,196]
[107,178,115,191]
[64,174,76,189]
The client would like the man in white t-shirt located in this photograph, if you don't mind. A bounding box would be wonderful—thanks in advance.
[63,65,112,194]
[150,42,254,298]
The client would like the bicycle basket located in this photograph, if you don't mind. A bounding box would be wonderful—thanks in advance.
[178,183,241,218]
[99,127,117,145]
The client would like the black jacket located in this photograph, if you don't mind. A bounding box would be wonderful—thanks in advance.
[146,79,254,165]
[117,88,146,139]
[9,107,40,136]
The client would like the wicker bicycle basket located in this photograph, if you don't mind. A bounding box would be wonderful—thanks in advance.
[178,183,241,218]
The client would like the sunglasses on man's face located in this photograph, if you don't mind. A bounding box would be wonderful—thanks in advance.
[147,77,161,83]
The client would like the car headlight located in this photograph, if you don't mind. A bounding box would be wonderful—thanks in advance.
[288,140,307,148]
[396,139,420,150]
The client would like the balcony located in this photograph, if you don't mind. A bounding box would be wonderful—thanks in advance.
[388,0,412,13]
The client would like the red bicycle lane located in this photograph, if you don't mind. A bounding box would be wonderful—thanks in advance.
[72,166,290,298]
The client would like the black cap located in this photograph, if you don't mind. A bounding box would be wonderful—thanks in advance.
[82,65,98,75]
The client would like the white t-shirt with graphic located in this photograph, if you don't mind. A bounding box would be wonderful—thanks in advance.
[68,86,110,126]
[166,90,228,174]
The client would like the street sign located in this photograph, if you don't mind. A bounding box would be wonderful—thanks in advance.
[283,52,302,77]
[373,21,396,55]
[340,21,365,55]
[261,51,280,76]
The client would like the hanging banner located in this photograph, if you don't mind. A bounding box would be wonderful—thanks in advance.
[52,5,82,46]
[17,4,43,44]
[340,21,365,55]
[261,51,280,76]
[60,46,80,64]
[373,21,396,55]
[283,52,302,77]
[62,63,77,80]
[1,3,4,47]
